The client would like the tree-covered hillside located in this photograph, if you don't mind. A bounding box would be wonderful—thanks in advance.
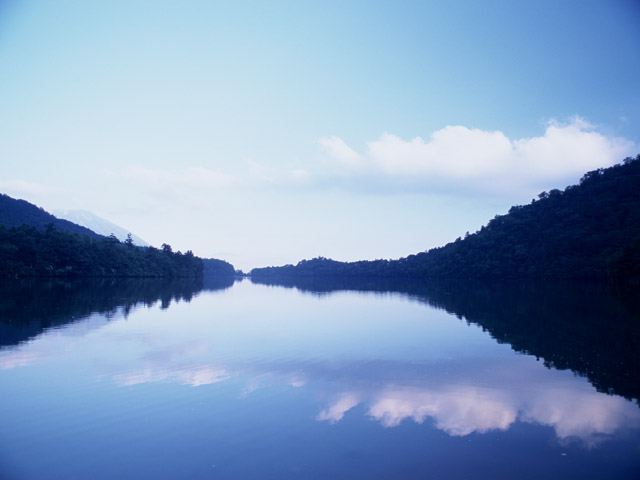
[0,224,204,278]
[0,194,238,279]
[0,194,101,238]
[202,257,236,278]
[252,155,640,280]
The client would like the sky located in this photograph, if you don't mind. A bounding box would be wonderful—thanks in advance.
[0,0,639,271]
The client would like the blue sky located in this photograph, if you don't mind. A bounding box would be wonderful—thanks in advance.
[1,0,639,270]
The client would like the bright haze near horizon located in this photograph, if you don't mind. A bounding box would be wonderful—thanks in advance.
[1,1,639,271]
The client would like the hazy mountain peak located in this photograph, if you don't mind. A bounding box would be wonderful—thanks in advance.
[52,209,149,246]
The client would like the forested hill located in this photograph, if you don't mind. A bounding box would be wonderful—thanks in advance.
[202,258,236,278]
[252,155,640,280]
[0,224,205,278]
[0,194,101,238]
[0,194,235,279]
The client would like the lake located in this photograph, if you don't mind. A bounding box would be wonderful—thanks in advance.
[1,277,639,479]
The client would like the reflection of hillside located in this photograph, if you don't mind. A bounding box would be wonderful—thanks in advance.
[0,277,234,348]
[202,274,235,292]
[251,277,640,403]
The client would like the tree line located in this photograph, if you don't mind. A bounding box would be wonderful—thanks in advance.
[0,193,238,279]
[0,223,204,278]
[252,155,640,280]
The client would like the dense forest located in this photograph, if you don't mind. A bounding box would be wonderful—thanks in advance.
[250,276,640,403]
[202,257,237,278]
[0,224,204,278]
[0,194,237,279]
[252,155,640,280]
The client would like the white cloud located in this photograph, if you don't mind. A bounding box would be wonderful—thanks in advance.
[368,128,513,178]
[318,118,636,195]
[318,136,363,168]
[512,118,633,181]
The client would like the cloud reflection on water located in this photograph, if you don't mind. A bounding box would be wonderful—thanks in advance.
[367,386,516,434]
[317,393,361,423]
[3,315,639,447]
[315,383,640,446]
[1,285,639,448]
[98,330,640,446]
[0,350,41,370]
[113,364,231,387]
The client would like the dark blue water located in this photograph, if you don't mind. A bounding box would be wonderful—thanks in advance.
[1,278,638,479]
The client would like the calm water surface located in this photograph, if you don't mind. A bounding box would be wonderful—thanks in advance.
[0,278,639,479]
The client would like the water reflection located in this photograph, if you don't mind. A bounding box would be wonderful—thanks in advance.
[1,277,638,452]
[111,339,231,387]
[0,277,234,348]
[317,377,640,445]
[252,277,640,403]
[105,351,640,445]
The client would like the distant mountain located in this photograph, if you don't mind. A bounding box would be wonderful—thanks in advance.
[52,209,149,246]
[0,194,101,239]
[252,155,640,280]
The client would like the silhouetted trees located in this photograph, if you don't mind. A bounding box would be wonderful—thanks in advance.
[252,155,640,280]
[0,224,204,278]
[0,194,241,279]
[202,257,235,278]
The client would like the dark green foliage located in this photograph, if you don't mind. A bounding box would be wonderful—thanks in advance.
[252,155,640,280]
[0,194,101,238]
[250,276,640,403]
[0,224,204,278]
